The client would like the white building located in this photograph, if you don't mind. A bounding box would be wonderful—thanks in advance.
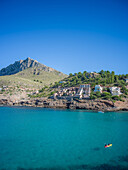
[53,93,58,99]
[75,84,91,98]
[94,85,103,93]
[83,84,91,96]
[109,87,122,96]
[124,78,128,83]
[2,86,7,89]
[62,88,67,93]
[33,90,39,95]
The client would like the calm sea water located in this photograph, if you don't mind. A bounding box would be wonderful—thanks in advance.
[0,107,128,170]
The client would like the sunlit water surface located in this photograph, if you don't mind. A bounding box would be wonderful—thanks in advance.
[0,107,128,169]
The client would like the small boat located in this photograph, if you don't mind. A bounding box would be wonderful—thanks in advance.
[98,111,104,113]
[104,144,112,148]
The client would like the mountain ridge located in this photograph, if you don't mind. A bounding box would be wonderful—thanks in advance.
[0,57,64,76]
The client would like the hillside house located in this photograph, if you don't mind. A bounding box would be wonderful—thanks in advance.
[94,85,103,93]
[83,84,91,96]
[62,88,68,93]
[109,87,122,96]
[2,86,7,89]
[74,84,91,99]
[124,78,128,83]
[59,81,66,84]
[53,93,58,99]
[33,90,39,95]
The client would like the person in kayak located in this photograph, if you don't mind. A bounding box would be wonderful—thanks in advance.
[104,144,112,148]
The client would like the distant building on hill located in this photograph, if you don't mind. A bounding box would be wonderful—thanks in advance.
[75,84,91,99]
[33,90,39,95]
[109,87,122,96]
[124,78,128,83]
[2,86,7,89]
[53,93,58,99]
[94,85,103,93]
[59,81,66,84]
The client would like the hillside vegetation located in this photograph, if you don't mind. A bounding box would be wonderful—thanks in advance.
[0,58,67,96]
[31,70,128,100]
[53,70,128,88]
[0,68,66,88]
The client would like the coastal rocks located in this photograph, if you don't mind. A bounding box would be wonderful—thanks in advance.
[114,100,128,108]
[42,99,67,108]
[0,98,9,105]
[71,99,115,111]
[112,99,128,111]
[0,95,128,112]
[13,99,67,108]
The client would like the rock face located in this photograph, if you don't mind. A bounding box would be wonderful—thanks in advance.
[0,57,61,76]
[0,96,128,112]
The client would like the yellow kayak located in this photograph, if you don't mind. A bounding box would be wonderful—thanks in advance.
[104,144,112,148]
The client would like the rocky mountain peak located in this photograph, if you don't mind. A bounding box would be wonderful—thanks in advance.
[0,57,61,76]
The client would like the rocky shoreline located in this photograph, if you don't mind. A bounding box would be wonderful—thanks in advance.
[0,95,128,112]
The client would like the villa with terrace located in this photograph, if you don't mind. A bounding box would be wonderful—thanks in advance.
[109,87,122,96]
[94,85,103,93]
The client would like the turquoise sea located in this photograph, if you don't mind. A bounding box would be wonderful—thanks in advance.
[0,107,128,170]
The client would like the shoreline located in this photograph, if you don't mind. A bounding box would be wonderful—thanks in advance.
[1,105,128,113]
[0,97,128,112]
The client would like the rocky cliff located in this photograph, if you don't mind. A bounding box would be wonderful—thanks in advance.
[0,95,128,112]
[0,57,62,76]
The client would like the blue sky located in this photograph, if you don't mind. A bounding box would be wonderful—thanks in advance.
[0,0,128,75]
